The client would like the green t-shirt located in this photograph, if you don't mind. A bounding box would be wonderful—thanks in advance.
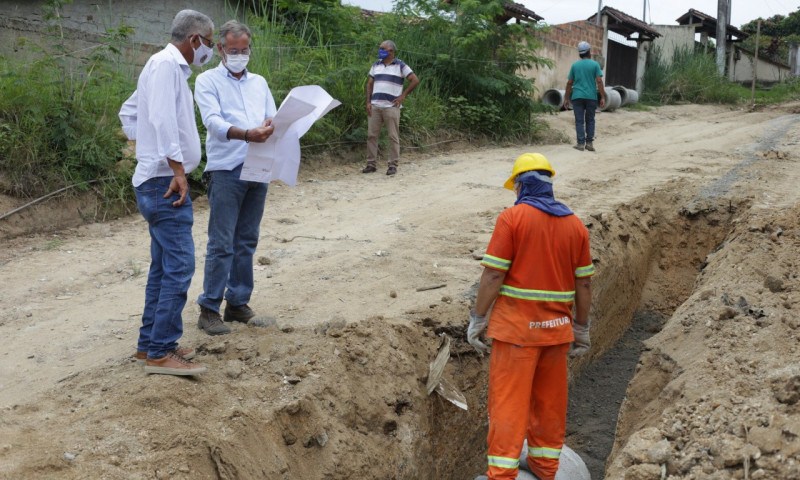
[567,59,603,101]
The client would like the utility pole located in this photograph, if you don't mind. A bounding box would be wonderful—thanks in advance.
[751,19,761,106]
[716,0,728,76]
[643,0,646,23]
[596,0,602,26]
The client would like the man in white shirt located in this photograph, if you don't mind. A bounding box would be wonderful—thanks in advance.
[119,9,215,376]
[193,20,276,336]
[363,40,419,176]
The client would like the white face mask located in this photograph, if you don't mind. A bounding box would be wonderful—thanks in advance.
[192,39,214,67]
[225,54,249,74]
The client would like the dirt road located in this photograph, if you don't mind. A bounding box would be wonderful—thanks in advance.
[1,103,799,479]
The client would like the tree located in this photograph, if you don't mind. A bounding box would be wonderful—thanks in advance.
[390,0,551,135]
[741,8,800,63]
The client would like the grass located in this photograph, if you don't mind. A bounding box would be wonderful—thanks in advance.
[752,79,800,104]
[42,237,64,251]
[643,46,741,104]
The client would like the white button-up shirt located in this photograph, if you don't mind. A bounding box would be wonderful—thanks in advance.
[119,43,201,187]
[194,63,277,172]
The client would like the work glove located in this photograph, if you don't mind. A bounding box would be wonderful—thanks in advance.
[467,310,490,355]
[569,322,591,358]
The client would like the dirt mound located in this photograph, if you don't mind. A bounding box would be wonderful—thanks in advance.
[0,311,490,479]
[606,203,800,479]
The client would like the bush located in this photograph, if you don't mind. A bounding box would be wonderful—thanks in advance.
[643,46,741,104]
[0,28,134,203]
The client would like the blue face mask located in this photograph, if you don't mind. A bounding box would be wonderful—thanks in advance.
[378,48,389,60]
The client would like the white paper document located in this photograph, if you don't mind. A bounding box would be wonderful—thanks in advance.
[240,85,341,185]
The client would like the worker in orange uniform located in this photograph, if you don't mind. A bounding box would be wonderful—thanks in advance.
[469,153,594,480]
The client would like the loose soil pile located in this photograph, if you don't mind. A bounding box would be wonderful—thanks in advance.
[1,103,799,479]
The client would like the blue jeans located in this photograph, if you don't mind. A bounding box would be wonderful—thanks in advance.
[197,164,268,312]
[572,98,597,144]
[134,176,195,359]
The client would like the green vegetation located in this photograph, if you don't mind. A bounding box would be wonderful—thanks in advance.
[642,45,800,106]
[753,78,800,104]
[0,18,134,209]
[0,0,551,212]
[642,46,742,104]
[741,7,800,65]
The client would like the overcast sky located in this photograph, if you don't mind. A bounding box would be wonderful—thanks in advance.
[342,0,796,28]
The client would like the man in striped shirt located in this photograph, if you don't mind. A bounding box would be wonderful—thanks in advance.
[363,40,420,176]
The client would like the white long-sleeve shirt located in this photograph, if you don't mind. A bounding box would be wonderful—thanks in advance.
[119,43,201,187]
[194,63,277,171]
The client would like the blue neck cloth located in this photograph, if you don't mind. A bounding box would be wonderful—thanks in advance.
[514,171,573,217]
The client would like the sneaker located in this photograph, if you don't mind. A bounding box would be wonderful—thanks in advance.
[386,166,397,176]
[573,143,585,151]
[362,165,376,173]
[585,141,595,152]
[135,346,195,365]
[144,352,207,376]
[198,307,231,335]
[224,303,256,323]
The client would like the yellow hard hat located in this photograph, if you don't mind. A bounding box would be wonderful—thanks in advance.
[503,153,555,190]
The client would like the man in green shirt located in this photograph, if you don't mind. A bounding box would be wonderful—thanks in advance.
[564,41,606,152]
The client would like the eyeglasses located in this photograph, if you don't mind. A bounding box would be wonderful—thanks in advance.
[224,47,251,55]
[198,34,215,48]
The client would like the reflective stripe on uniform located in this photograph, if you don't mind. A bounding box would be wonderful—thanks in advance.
[575,263,595,277]
[528,446,562,459]
[487,455,520,469]
[481,254,511,271]
[499,285,575,302]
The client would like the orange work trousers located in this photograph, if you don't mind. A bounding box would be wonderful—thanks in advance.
[485,340,570,480]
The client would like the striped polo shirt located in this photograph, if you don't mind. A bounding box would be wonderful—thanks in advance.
[369,58,414,108]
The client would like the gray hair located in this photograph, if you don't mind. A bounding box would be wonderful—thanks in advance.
[170,9,214,43]
[381,40,397,52]
[219,20,252,46]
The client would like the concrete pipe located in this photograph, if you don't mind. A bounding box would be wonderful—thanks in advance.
[541,89,567,110]
[519,441,591,480]
[612,86,639,107]
[474,471,538,480]
[600,87,621,112]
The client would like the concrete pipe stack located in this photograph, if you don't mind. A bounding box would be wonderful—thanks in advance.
[600,86,621,112]
[541,86,636,112]
[611,86,639,107]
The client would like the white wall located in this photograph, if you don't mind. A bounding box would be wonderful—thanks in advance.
[521,39,583,94]
[651,25,695,65]
[732,47,791,84]
[0,0,234,65]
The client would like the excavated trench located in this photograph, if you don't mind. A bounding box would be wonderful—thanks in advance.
[185,186,741,480]
[413,187,741,480]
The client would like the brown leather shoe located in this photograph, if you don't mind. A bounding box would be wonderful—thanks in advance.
[362,164,377,173]
[144,352,207,376]
[135,346,195,365]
